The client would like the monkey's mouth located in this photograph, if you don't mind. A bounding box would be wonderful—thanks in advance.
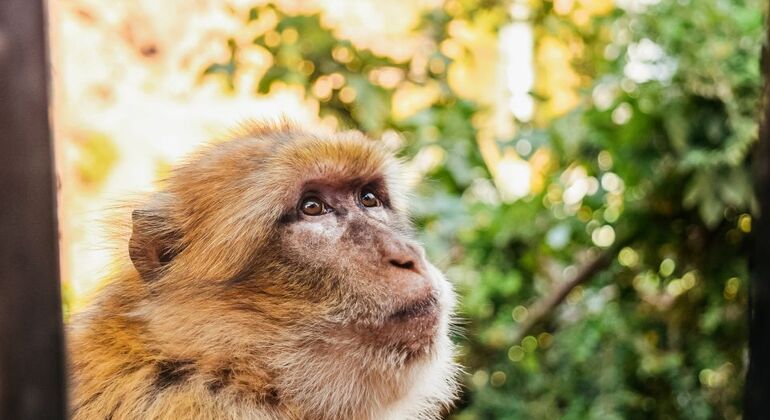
[388,295,438,322]
[344,293,440,356]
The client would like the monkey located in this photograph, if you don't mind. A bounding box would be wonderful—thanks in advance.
[67,121,459,420]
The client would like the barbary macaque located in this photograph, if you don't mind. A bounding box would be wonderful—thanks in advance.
[68,122,459,419]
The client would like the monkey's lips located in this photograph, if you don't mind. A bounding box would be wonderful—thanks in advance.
[388,295,439,323]
[381,294,440,354]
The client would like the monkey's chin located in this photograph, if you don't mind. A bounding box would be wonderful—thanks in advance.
[381,295,441,357]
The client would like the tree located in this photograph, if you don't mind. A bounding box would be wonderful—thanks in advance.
[0,0,66,418]
[745,10,770,416]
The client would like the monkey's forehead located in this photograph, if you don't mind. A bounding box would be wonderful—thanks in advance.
[268,135,396,181]
[176,125,400,182]
[230,120,394,174]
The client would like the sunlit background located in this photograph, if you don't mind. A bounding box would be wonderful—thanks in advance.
[50,0,762,417]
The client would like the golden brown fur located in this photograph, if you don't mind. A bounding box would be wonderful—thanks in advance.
[68,121,459,419]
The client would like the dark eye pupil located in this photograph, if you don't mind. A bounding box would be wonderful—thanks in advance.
[361,191,379,207]
[301,198,323,215]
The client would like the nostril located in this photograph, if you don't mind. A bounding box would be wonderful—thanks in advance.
[390,259,416,271]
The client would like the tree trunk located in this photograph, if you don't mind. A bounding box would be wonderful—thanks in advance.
[0,0,67,418]
[745,16,770,418]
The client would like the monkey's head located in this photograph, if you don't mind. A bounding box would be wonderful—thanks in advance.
[127,122,457,416]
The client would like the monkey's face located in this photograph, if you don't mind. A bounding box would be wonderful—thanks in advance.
[274,178,453,359]
[131,128,454,367]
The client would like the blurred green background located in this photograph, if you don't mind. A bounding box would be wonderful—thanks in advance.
[55,0,765,418]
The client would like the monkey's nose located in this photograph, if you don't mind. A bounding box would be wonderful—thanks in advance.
[384,242,424,275]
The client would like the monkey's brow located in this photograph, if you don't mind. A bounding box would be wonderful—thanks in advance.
[295,176,391,202]
[297,175,380,190]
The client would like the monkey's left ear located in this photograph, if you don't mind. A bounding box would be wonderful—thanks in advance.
[129,206,180,281]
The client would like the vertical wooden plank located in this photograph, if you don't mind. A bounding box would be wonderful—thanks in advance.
[0,0,66,418]
[745,18,770,417]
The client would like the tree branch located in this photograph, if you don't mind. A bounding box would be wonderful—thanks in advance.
[512,239,630,343]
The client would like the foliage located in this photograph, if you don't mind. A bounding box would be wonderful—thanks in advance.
[203,0,763,418]
[74,131,120,191]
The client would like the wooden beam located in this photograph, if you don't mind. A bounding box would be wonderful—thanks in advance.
[0,0,66,418]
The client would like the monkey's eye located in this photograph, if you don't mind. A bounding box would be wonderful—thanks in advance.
[360,190,381,208]
[300,197,327,216]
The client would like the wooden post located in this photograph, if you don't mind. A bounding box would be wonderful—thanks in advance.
[0,0,67,418]
[745,16,770,418]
